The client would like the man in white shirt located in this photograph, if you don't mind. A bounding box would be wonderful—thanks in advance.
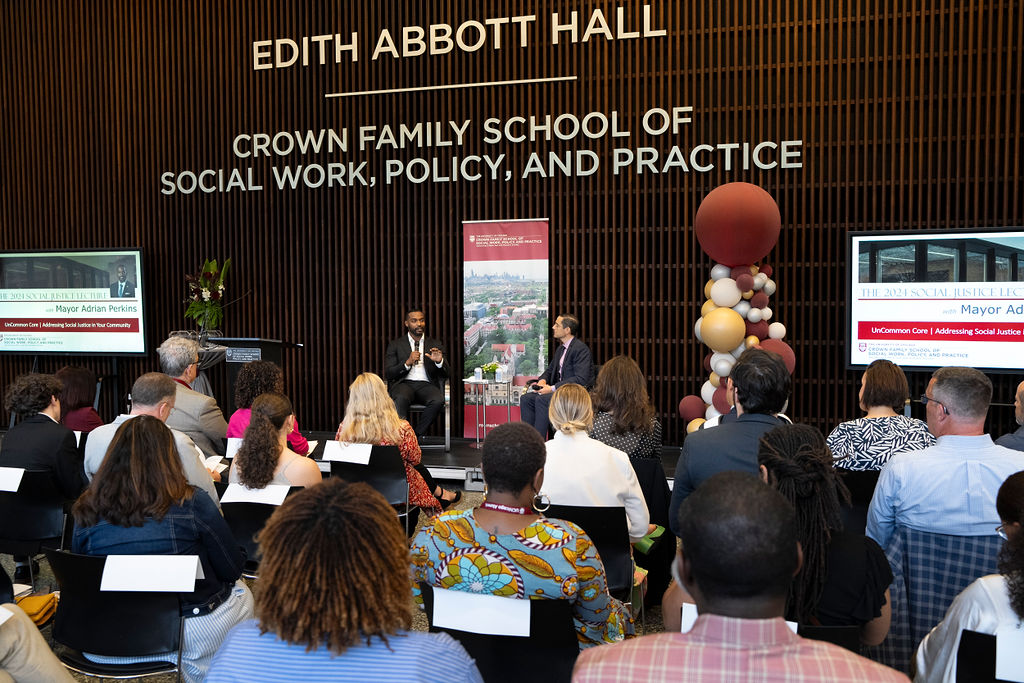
[383,309,449,439]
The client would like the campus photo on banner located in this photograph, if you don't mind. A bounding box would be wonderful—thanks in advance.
[462,220,549,438]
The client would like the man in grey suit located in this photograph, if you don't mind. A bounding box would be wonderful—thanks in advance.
[85,372,221,505]
[158,336,228,456]
[669,347,791,537]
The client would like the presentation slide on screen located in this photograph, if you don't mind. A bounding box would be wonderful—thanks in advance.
[849,232,1024,370]
[0,250,145,354]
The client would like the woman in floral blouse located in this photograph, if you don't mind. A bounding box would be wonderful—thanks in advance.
[411,422,633,649]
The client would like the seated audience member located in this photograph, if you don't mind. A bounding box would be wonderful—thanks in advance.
[226,360,308,455]
[1,373,85,582]
[867,366,1024,549]
[411,422,633,649]
[827,359,934,471]
[996,379,1024,452]
[336,372,453,514]
[670,347,791,536]
[759,424,891,644]
[589,356,662,460]
[158,335,228,456]
[541,383,651,543]
[84,372,219,503]
[207,479,483,682]
[915,470,1024,681]
[55,365,103,433]
[229,393,321,489]
[573,472,908,682]
[72,416,253,683]
[0,601,76,682]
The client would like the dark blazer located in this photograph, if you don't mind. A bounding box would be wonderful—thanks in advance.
[669,412,783,537]
[538,337,593,388]
[0,413,86,500]
[109,280,136,297]
[384,335,450,386]
[996,425,1024,453]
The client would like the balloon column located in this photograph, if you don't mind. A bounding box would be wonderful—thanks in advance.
[677,182,795,433]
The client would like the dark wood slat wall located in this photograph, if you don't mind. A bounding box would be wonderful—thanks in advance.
[1,1,1022,441]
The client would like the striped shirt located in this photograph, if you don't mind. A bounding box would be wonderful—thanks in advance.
[207,620,482,683]
[571,614,908,682]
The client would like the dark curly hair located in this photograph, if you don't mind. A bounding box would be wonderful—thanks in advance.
[234,361,284,409]
[997,470,1024,619]
[481,422,546,494]
[591,355,656,434]
[235,393,292,489]
[758,423,850,623]
[4,373,63,418]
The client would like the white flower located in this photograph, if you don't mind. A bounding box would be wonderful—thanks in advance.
[201,289,210,301]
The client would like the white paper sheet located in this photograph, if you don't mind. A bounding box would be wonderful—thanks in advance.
[0,605,12,626]
[322,441,372,464]
[680,603,796,634]
[219,483,290,505]
[0,467,25,492]
[432,589,531,636]
[100,555,200,592]
[12,583,32,598]
[204,455,229,474]
[305,440,319,453]
[225,438,243,459]
[73,430,83,446]
[996,627,1024,682]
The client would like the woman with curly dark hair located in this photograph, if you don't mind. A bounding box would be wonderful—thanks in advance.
[590,356,662,460]
[757,423,892,645]
[229,393,321,489]
[55,365,103,432]
[226,360,309,455]
[916,470,1024,681]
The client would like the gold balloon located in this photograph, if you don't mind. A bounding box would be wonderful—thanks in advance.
[704,279,714,299]
[709,372,720,387]
[746,335,761,347]
[687,418,706,433]
[701,299,719,316]
[701,307,747,353]
[742,290,754,300]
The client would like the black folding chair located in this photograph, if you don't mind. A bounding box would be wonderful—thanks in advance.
[419,582,579,683]
[837,468,880,536]
[45,549,184,681]
[797,623,861,654]
[406,378,451,452]
[329,445,413,534]
[0,469,69,587]
[220,486,302,578]
[956,629,1013,683]
[545,504,634,605]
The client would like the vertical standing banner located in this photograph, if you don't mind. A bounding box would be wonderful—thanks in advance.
[462,220,549,438]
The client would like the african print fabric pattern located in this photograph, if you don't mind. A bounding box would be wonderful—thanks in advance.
[827,415,935,471]
[410,508,633,649]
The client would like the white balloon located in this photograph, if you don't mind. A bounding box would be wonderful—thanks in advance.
[769,322,787,339]
[762,307,773,321]
[764,278,777,296]
[730,343,747,358]
[700,380,716,405]
[710,278,742,307]
[732,300,751,317]
[713,357,735,377]
[753,272,768,289]
[694,317,703,342]
[709,264,732,281]
[705,404,722,420]
[747,308,763,323]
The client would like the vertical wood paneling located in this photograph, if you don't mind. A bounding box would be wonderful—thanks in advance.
[1,1,1022,441]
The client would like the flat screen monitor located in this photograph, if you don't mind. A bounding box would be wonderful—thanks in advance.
[847,229,1024,371]
[0,248,147,355]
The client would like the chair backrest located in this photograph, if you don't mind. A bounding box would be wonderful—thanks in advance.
[956,629,1013,683]
[544,504,632,598]
[329,445,407,507]
[837,468,881,536]
[797,624,861,654]
[419,582,578,683]
[0,469,67,547]
[45,549,182,657]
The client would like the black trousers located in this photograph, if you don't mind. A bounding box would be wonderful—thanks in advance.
[390,380,444,437]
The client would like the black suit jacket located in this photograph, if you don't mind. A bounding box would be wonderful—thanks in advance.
[110,280,136,297]
[0,413,86,500]
[538,338,593,388]
[384,335,450,386]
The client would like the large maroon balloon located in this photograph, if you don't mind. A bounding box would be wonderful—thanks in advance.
[745,320,769,339]
[679,394,707,422]
[695,183,782,266]
[712,385,731,413]
[760,338,796,374]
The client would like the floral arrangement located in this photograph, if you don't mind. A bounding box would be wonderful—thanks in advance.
[481,362,499,374]
[185,258,231,331]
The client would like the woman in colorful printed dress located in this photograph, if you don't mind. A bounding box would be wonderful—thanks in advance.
[827,359,935,471]
[411,421,633,650]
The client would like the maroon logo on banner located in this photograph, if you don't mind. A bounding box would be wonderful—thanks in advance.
[859,342,867,352]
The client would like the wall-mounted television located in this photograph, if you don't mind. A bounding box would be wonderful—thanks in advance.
[847,229,1024,371]
[0,248,147,356]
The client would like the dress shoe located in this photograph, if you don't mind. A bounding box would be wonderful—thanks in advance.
[13,560,39,583]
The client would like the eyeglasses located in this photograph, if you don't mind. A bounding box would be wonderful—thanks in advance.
[919,393,950,415]
[997,524,1008,540]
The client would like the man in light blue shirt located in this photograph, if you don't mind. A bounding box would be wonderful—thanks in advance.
[867,366,1024,549]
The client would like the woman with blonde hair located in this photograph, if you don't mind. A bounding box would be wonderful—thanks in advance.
[540,383,651,542]
[335,373,445,516]
[230,393,321,489]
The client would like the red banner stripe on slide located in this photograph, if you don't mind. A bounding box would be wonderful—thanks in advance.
[0,318,140,332]
[858,321,1024,341]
